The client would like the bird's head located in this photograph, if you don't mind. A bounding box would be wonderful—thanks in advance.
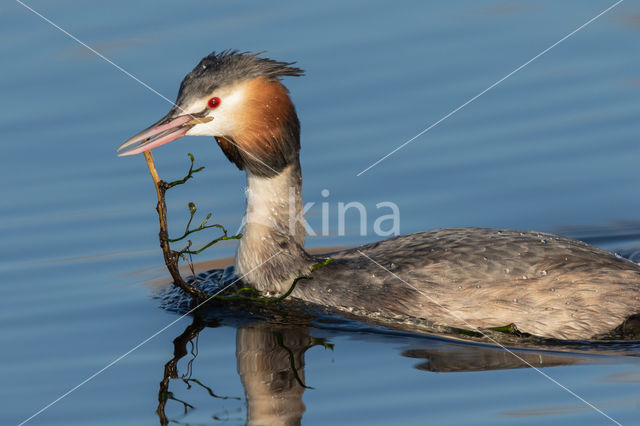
[118,50,304,176]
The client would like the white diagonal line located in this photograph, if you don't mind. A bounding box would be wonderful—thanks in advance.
[18,250,282,426]
[13,3,286,424]
[15,0,177,108]
[15,0,626,425]
[217,135,279,175]
[356,0,625,176]
[357,250,621,425]
[14,0,279,176]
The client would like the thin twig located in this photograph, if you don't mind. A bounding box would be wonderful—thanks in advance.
[143,152,332,305]
[166,153,204,188]
[143,151,208,300]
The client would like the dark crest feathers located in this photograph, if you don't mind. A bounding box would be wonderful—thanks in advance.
[176,50,304,105]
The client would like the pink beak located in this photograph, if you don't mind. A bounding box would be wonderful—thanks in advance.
[117,113,195,157]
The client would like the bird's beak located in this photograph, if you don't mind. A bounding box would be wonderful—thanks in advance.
[117,111,211,157]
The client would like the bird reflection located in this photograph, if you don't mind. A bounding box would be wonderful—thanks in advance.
[402,343,588,373]
[157,316,605,425]
[236,324,314,425]
[157,316,325,425]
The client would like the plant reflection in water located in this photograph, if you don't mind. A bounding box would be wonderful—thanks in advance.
[157,311,620,425]
[157,315,332,425]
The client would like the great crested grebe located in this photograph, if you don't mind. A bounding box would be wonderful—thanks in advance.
[119,50,640,340]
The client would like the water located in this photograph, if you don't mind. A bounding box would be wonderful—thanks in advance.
[2,0,640,424]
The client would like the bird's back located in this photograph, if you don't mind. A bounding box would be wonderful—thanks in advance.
[294,228,640,340]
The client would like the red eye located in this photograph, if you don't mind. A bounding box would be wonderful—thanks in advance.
[207,97,221,109]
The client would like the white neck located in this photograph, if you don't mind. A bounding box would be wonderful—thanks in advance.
[235,161,312,293]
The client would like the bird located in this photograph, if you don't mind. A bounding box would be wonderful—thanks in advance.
[118,50,640,340]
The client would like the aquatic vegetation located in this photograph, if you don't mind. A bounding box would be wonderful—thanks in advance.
[143,151,239,299]
[143,152,332,302]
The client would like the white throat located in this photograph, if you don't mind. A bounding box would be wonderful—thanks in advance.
[235,161,311,292]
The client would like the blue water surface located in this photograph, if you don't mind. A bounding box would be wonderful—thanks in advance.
[1,1,640,425]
